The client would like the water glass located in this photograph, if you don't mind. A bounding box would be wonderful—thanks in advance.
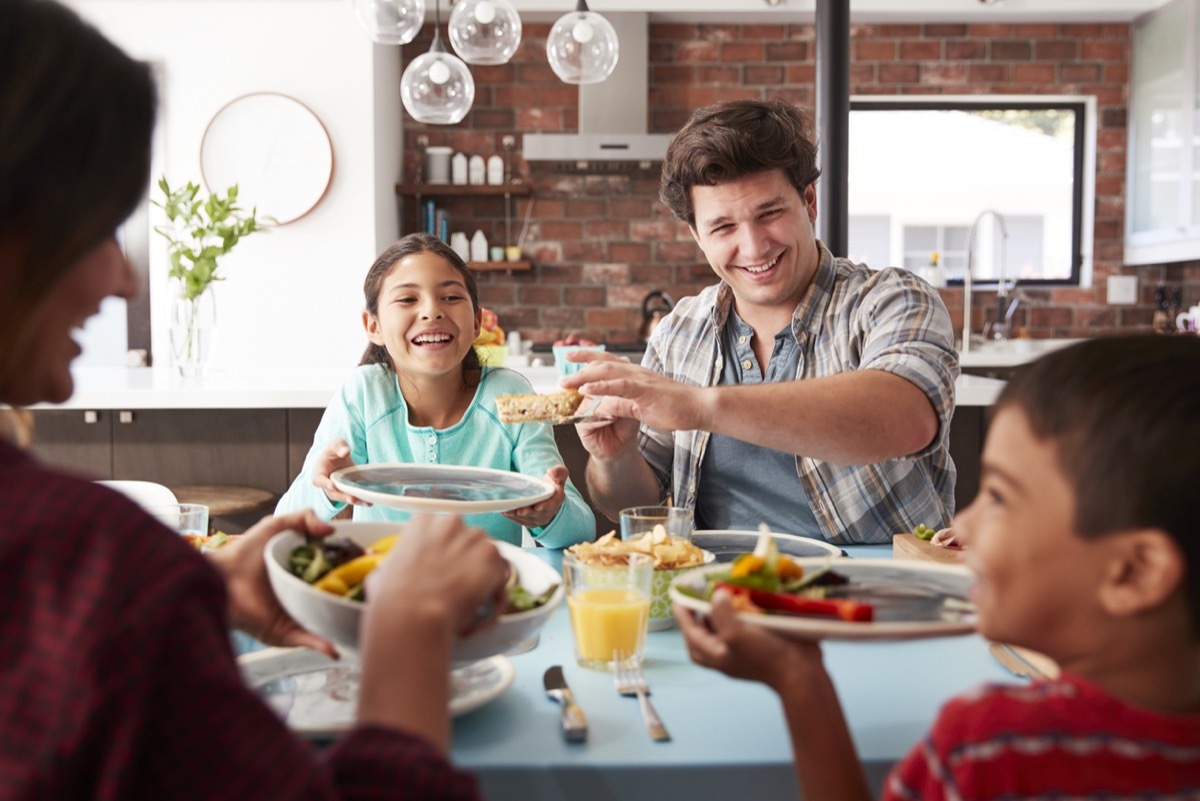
[564,551,652,671]
[619,505,694,543]
[149,503,209,545]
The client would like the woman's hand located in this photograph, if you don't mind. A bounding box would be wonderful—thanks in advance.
[313,438,370,507]
[502,464,568,530]
[207,509,339,658]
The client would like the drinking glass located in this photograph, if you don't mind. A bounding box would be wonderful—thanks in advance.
[564,551,652,670]
[619,505,693,543]
[149,503,209,545]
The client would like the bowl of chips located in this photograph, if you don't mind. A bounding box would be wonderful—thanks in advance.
[566,527,712,630]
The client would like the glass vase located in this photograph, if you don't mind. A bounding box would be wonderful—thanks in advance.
[170,287,216,378]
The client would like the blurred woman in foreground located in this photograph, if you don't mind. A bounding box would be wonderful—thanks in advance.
[0,2,504,797]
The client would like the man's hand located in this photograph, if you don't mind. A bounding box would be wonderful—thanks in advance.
[561,351,711,435]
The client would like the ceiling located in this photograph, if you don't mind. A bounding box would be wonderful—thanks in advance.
[507,0,1171,25]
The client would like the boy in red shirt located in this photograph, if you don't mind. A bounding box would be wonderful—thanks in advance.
[678,335,1200,799]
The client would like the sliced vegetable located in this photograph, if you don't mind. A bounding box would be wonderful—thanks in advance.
[716,582,874,622]
[314,553,384,596]
[913,524,936,541]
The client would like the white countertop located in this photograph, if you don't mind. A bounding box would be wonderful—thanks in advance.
[957,337,1082,368]
[37,366,1005,410]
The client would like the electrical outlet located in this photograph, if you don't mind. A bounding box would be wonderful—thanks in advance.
[1108,275,1138,305]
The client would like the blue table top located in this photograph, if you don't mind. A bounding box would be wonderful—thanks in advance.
[448,545,1014,800]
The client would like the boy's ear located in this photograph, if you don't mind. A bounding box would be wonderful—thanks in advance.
[363,311,385,346]
[1098,529,1185,618]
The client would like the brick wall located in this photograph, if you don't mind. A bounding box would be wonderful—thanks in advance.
[401,20,1200,345]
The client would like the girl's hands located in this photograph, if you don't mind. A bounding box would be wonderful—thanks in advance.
[502,464,568,530]
[312,438,371,507]
[207,509,339,658]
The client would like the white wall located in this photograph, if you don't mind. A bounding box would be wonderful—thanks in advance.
[66,0,403,372]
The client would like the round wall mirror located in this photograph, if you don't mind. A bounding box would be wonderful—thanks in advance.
[200,92,333,225]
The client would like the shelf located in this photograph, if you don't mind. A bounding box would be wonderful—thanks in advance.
[395,183,532,197]
[469,260,532,272]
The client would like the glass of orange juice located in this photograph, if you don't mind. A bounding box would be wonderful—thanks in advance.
[563,551,653,670]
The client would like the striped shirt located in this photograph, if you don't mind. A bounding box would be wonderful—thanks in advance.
[639,243,959,545]
[884,675,1200,800]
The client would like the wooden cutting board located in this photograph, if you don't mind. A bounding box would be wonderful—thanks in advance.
[892,533,965,565]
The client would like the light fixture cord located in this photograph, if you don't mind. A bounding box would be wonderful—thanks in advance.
[575,0,589,12]
[431,0,446,52]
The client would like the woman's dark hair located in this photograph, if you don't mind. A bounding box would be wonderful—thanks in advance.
[0,0,156,345]
[996,334,1200,634]
[660,98,821,228]
[360,232,482,381]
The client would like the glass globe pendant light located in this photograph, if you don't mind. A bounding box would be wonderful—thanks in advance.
[546,0,619,85]
[353,0,426,45]
[448,0,522,66]
[401,0,476,125]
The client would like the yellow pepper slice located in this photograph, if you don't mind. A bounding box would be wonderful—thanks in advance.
[367,533,401,554]
[314,553,383,596]
[776,555,804,581]
[730,553,765,578]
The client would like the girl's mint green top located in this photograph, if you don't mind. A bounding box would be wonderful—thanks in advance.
[276,364,595,549]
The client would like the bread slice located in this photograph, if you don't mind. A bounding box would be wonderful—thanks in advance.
[495,389,584,423]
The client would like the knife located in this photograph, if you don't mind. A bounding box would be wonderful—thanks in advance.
[543,665,588,743]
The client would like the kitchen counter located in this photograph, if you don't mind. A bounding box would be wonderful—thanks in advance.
[957,337,1081,369]
[39,367,1006,410]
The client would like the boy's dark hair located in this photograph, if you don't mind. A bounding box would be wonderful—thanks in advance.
[659,98,821,228]
[997,335,1199,634]
[0,0,156,345]
[359,232,482,381]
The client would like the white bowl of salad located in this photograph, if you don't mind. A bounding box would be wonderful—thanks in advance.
[265,521,563,662]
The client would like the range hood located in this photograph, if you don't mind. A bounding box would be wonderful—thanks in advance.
[522,12,673,164]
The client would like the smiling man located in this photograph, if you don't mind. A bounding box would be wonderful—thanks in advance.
[565,99,959,545]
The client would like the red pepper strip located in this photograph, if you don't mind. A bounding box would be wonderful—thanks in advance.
[716,582,874,623]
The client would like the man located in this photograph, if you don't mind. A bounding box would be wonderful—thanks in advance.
[563,99,958,545]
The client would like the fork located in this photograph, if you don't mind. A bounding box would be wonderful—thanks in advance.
[613,652,670,742]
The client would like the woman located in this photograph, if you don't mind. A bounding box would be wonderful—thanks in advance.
[0,2,505,798]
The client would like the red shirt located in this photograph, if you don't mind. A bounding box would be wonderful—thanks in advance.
[0,441,483,801]
[883,675,1200,800]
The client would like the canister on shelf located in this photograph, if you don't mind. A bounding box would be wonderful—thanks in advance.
[470,229,488,263]
[451,152,468,185]
[487,155,504,185]
[468,155,486,185]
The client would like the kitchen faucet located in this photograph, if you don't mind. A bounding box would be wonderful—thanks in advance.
[961,209,1010,354]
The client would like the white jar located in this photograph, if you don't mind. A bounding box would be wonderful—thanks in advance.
[487,154,504,185]
[451,152,468,185]
[449,231,470,263]
[470,229,489,263]
[468,155,486,185]
[424,146,452,185]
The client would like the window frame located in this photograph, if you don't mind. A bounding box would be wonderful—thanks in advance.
[848,95,1095,288]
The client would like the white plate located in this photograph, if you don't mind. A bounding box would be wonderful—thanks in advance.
[670,558,977,641]
[239,647,516,738]
[331,463,555,513]
[692,530,843,561]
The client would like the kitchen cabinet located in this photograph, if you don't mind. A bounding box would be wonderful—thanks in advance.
[394,183,533,271]
[29,408,320,496]
[1126,0,1200,264]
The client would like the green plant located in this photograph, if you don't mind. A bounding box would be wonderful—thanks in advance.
[152,177,266,301]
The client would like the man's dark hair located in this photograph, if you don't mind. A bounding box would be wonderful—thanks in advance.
[659,98,821,228]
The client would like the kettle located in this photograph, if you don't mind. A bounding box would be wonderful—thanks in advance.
[640,290,675,342]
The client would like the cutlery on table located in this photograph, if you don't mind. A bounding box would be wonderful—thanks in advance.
[543,665,588,743]
[613,653,670,742]
[553,396,613,425]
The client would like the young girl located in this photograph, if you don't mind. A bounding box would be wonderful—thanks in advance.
[277,232,595,548]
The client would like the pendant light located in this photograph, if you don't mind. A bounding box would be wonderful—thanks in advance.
[546,0,619,85]
[448,0,522,66]
[353,0,426,45]
[401,0,475,125]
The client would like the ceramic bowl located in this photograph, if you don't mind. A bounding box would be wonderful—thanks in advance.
[648,549,715,630]
[265,521,563,663]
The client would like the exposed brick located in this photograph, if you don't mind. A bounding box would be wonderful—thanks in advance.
[722,41,765,62]
[745,65,786,85]
[924,24,968,37]
[519,285,562,306]
[1012,63,1057,83]
[899,40,942,61]
[1081,39,1126,60]
[765,41,809,61]
[564,286,606,307]
[609,242,653,263]
[855,39,897,61]
[586,307,634,330]
[1060,63,1103,83]
[1012,23,1059,38]
[991,40,1033,60]
[584,219,630,240]
[923,63,969,85]
[968,63,1010,83]
[698,65,742,83]
[945,40,988,60]
[878,63,921,83]
[676,41,721,62]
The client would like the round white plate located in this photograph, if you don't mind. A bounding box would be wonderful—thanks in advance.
[239,647,515,738]
[692,530,843,561]
[670,558,977,641]
[331,463,555,514]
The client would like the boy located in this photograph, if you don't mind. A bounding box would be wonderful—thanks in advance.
[677,335,1200,799]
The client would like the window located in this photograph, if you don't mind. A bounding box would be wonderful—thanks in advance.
[847,98,1092,287]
